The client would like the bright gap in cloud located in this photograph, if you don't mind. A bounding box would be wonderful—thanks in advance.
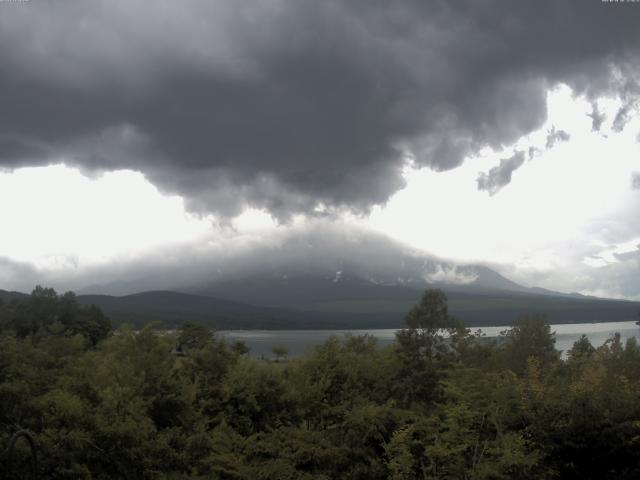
[0,165,217,269]
[232,208,277,233]
[367,85,640,289]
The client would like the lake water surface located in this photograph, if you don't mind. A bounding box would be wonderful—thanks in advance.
[220,321,640,358]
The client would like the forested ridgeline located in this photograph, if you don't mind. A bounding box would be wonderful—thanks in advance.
[1,288,640,479]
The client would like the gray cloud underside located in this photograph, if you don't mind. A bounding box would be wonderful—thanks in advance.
[545,126,571,149]
[588,102,607,132]
[477,151,526,195]
[582,247,640,300]
[0,257,40,293]
[1,1,640,217]
[612,98,639,132]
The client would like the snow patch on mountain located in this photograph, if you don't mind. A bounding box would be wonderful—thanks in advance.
[423,265,479,285]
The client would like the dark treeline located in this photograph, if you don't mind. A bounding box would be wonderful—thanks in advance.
[1,287,640,479]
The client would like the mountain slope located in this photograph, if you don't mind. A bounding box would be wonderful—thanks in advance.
[188,267,640,327]
[76,291,299,329]
[0,289,29,303]
[3,286,639,329]
[192,272,421,306]
[75,286,640,329]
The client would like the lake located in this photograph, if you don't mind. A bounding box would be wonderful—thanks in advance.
[220,321,640,358]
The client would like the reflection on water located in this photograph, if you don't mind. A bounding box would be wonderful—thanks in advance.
[220,321,640,359]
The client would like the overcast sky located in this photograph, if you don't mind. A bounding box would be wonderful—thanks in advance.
[1,0,639,299]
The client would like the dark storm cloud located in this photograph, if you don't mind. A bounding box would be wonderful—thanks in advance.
[1,0,640,217]
[476,151,526,195]
[545,127,571,149]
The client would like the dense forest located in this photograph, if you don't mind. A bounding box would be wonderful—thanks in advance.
[1,287,640,479]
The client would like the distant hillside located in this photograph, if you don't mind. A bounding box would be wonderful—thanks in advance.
[428,289,640,326]
[5,284,639,330]
[80,287,640,329]
[192,272,421,306]
[76,291,298,329]
[74,290,400,329]
[189,270,640,326]
[0,289,28,303]
[187,260,586,307]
